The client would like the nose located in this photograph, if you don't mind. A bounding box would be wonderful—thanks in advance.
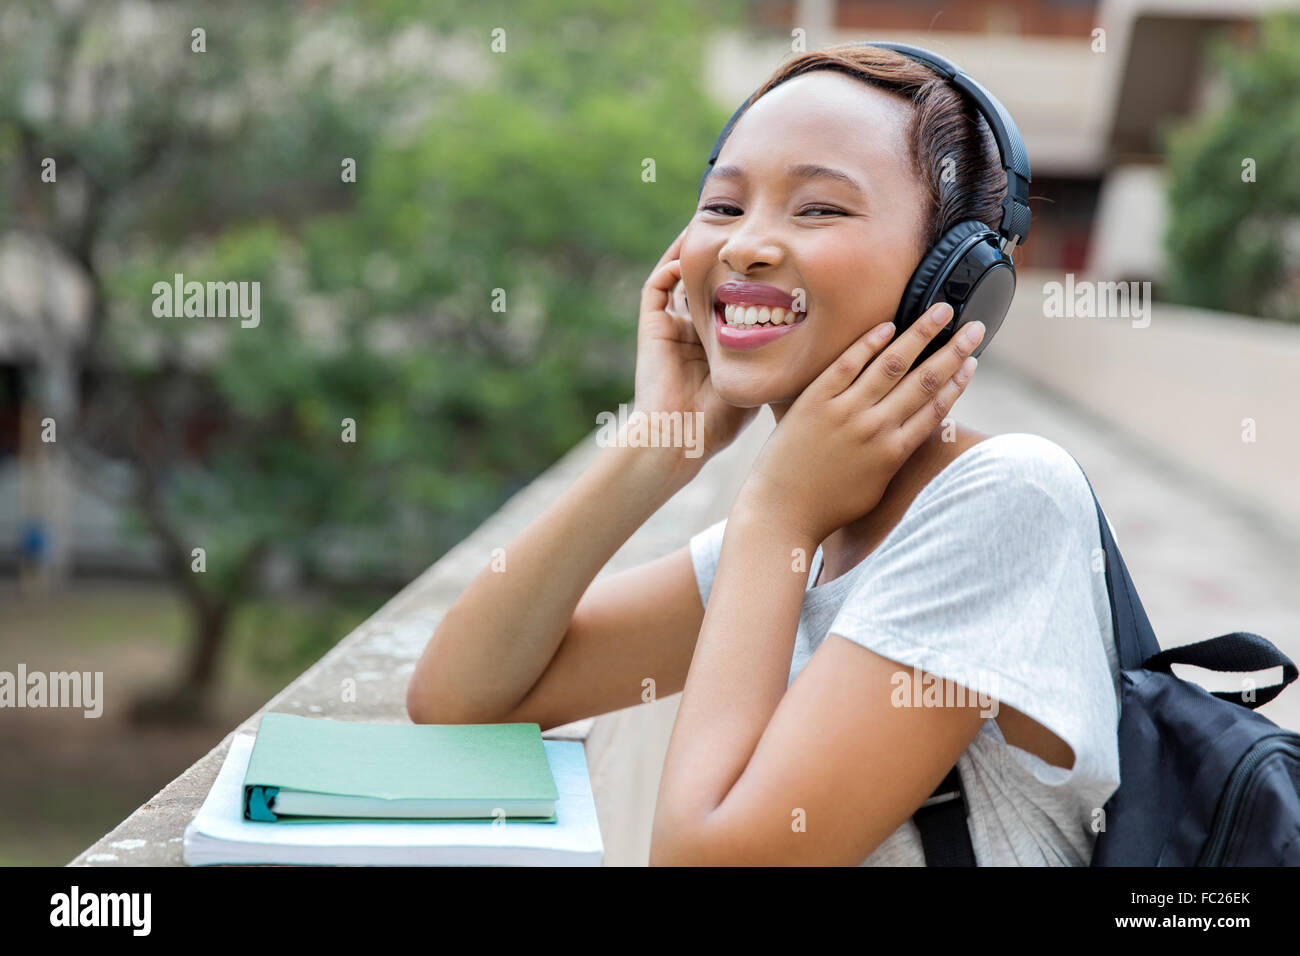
[718,214,785,274]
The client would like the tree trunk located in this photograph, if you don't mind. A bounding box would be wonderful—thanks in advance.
[182,600,230,695]
[127,598,230,726]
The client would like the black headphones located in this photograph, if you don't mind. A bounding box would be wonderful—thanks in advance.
[697,41,1032,364]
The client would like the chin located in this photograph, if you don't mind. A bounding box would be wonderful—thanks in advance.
[710,368,799,408]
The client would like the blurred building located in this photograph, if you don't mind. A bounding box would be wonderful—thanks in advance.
[0,236,156,580]
[706,0,1295,280]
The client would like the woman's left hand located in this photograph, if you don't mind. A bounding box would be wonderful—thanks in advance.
[736,301,983,545]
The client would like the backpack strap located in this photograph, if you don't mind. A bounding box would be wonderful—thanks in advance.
[1144,632,1297,708]
[1071,460,1163,671]
[913,766,976,865]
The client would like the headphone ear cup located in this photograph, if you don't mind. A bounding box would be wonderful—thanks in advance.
[894,219,1013,371]
[894,219,991,333]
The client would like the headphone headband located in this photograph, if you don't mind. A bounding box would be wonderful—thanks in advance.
[698,40,1033,247]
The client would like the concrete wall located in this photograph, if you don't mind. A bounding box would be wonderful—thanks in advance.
[993,268,1300,535]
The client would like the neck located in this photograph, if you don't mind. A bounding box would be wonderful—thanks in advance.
[778,405,971,584]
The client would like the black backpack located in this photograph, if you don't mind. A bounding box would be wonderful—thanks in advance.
[912,462,1300,865]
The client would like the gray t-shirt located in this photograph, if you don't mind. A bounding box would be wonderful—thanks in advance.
[687,432,1121,866]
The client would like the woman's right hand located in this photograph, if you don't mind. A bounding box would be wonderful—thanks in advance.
[631,224,761,473]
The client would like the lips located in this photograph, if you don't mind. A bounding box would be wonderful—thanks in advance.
[713,281,799,311]
[707,281,809,349]
[712,300,806,351]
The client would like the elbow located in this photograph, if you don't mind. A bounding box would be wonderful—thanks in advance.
[404,665,491,725]
[649,809,717,866]
[649,842,695,867]
[405,655,451,725]
[648,832,686,867]
[405,676,433,724]
[652,797,775,865]
[650,829,717,867]
[405,629,461,724]
[406,626,438,723]
[648,807,681,866]
[405,623,523,726]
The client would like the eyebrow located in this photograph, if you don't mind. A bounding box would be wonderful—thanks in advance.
[708,163,866,196]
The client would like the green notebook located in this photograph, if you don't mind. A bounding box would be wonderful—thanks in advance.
[242,713,560,823]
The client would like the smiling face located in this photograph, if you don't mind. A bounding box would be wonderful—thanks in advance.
[681,70,931,411]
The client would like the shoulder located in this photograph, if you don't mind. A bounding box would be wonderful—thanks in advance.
[934,432,1089,500]
[905,432,1098,548]
[834,431,1109,658]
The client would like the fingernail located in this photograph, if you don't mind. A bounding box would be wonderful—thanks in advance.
[955,355,978,384]
[961,321,985,345]
[873,322,895,341]
[931,302,954,326]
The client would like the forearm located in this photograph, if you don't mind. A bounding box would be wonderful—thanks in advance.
[407,432,701,723]
[652,501,815,850]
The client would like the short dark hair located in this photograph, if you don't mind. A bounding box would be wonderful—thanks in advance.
[723,44,1008,257]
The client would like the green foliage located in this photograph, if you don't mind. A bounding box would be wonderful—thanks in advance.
[1163,10,1300,322]
[236,592,383,683]
[0,0,744,684]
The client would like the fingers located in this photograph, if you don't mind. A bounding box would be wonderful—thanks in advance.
[644,257,682,297]
[842,301,954,405]
[814,320,898,396]
[639,258,683,331]
[882,312,983,426]
[642,224,691,325]
[896,349,977,447]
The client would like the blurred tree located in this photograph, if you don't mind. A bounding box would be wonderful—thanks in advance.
[0,0,739,721]
[1163,9,1300,322]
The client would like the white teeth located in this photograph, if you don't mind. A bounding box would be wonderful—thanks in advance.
[721,303,806,327]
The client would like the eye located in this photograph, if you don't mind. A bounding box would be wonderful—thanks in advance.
[699,203,845,218]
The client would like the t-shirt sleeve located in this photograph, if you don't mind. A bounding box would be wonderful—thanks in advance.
[826,435,1120,799]
[687,517,728,610]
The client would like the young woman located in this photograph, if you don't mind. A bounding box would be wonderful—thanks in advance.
[407,45,1121,866]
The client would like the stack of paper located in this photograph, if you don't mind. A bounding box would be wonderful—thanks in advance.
[183,717,603,866]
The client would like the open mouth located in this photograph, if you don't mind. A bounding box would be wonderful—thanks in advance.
[712,299,808,351]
